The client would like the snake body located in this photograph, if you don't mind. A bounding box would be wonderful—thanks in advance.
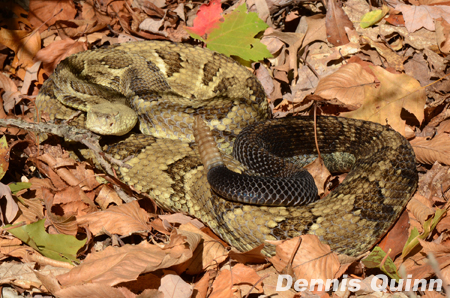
[35,41,418,256]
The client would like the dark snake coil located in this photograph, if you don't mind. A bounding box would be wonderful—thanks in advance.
[34,41,418,256]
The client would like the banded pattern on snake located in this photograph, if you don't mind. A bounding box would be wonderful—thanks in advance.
[35,41,418,256]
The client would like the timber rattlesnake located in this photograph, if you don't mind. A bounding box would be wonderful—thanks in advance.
[35,41,418,256]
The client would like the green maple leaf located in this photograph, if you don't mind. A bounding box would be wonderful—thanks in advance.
[205,4,272,62]
[7,219,86,264]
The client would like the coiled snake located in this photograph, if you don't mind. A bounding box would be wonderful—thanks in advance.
[35,41,418,256]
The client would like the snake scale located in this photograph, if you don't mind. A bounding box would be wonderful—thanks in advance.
[35,40,418,256]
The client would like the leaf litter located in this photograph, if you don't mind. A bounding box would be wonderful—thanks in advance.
[0,0,449,297]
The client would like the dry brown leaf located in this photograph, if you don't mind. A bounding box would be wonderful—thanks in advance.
[421,291,447,298]
[34,39,87,75]
[55,284,136,298]
[158,274,192,298]
[41,188,78,236]
[173,224,226,274]
[228,243,267,264]
[268,235,340,283]
[0,182,19,224]
[209,263,263,298]
[96,185,123,209]
[360,36,405,72]
[411,134,450,165]
[304,156,331,197]
[193,271,210,298]
[0,261,68,291]
[325,0,354,46]
[0,28,41,69]
[76,201,150,236]
[159,213,204,229]
[395,3,450,32]
[342,66,426,135]
[28,0,77,32]
[0,73,21,115]
[407,194,435,225]
[255,266,297,297]
[315,63,374,107]
[314,28,361,66]
[265,31,305,80]
[57,239,196,287]
[395,245,450,281]
[437,119,450,134]
[138,289,164,298]
[378,210,410,259]
[21,61,41,95]
[436,215,450,233]
[436,18,450,54]
[303,15,327,47]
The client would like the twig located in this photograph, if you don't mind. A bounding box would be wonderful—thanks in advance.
[0,119,131,176]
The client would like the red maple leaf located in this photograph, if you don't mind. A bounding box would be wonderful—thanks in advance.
[185,0,223,38]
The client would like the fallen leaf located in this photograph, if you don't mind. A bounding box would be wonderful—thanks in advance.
[407,194,435,225]
[77,201,150,236]
[378,210,410,259]
[55,284,136,298]
[411,134,450,165]
[0,136,9,180]
[28,0,77,32]
[34,39,87,75]
[342,66,426,135]
[0,28,41,68]
[7,219,86,264]
[158,275,192,298]
[184,0,223,39]
[172,225,226,274]
[325,0,354,46]
[57,239,197,287]
[0,182,19,224]
[268,235,340,283]
[315,62,374,107]
[395,3,450,32]
[0,73,20,115]
[209,263,263,298]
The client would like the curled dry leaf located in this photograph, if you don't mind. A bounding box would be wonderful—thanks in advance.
[0,182,19,224]
[173,224,226,274]
[315,62,374,108]
[209,263,263,298]
[0,73,20,116]
[57,239,197,287]
[228,243,266,264]
[304,156,331,197]
[268,235,340,283]
[407,194,435,225]
[77,201,150,236]
[395,241,450,281]
[411,134,450,165]
[96,185,123,209]
[42,188,78,236]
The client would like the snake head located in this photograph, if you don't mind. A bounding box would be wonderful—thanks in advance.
[86,103,138,136]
